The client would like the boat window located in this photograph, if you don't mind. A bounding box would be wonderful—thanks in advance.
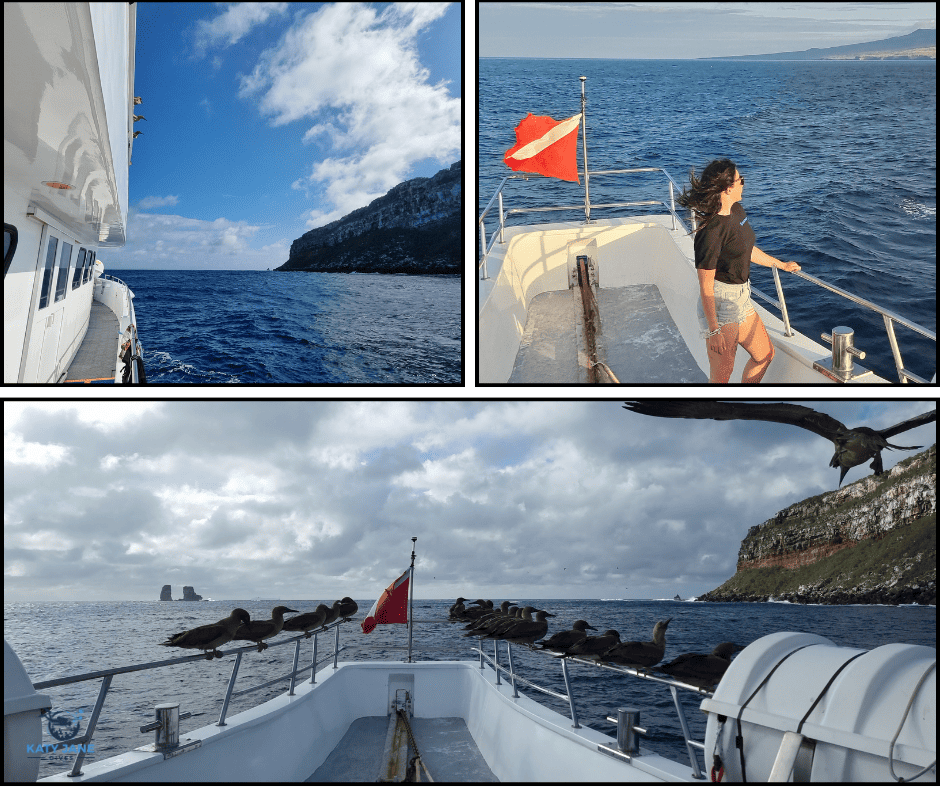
[37,235,58,310]
[84,250,96,284]
[4,223,17,278]
[72,248,87,289]
[55,241,72,303]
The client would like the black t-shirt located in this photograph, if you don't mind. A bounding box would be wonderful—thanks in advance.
[694,202,756,285]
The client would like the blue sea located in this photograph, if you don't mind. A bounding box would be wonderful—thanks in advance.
[110,270,461,384]
[479,59,937,382]
[6,599,935,779]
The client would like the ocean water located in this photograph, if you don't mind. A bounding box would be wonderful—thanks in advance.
[6,599,935,779]
[479,59,937,382]
[110,270,461,384]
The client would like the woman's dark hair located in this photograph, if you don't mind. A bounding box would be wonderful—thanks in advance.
[676,158,738,233]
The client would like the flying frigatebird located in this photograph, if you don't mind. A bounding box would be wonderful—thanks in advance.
[623,401,935,486]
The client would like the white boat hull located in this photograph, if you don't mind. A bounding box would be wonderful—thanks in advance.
[40,660,691,783]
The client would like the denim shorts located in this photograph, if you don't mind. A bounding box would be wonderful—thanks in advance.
[697,279,756,338]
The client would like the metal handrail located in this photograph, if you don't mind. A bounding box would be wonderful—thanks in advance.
[478,167,690,279]
[96,273,143,383]
[478,168,935,383]
[471,636,710,777]
[32,619,349,777]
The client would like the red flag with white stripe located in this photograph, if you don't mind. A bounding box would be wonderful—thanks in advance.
[503,113,581,183]
[361,567,411,634]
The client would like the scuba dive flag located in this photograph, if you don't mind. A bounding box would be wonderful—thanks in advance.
[503,113,581,183]
[361,567,411,633]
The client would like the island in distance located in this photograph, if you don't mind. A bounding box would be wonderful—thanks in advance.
[276,160,460,275]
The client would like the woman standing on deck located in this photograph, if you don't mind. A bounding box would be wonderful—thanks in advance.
[678,159,801,383]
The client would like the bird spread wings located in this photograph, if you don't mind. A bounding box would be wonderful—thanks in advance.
[622,401,848,442]
[879,409,936,440]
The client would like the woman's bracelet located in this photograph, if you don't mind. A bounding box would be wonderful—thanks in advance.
[705,326,723,338]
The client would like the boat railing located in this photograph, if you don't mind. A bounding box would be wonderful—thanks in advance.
[30,619,350,778]
[31,615,713,779]
[478,166,690,281]
[752,267,935,384]
[478,169,936,383]
[99,274,143,383]
[470,636,710,779]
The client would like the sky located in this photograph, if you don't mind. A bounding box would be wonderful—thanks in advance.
[102,2,461,271]
[479,2,937,59]
[4,400,935,603]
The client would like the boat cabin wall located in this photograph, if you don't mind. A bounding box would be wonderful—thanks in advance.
[4,189,97,383]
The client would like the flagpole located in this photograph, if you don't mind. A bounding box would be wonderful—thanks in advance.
[407,536,417,663]
[580,76,591,224]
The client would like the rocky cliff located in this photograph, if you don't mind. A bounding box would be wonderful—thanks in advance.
[181,585,203,601]
[276,160,461,274]
[160,584,172,601]
[701,445,936,605]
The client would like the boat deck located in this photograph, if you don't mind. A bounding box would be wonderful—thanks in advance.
[510,283,707,383]
[63,300,118,383]
[307,716,498,783]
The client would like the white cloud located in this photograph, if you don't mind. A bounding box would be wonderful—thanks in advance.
[239,3,460,227]
[138,195,180,209]
[194,2,289,55]
[4,433,71,468]
[108,211,289,270]
[3,401,933,602]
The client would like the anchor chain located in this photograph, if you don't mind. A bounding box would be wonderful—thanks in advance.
[396,707,434,782]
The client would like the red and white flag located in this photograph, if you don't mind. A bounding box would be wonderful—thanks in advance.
[503,113,581,183]
[361,567,411,634]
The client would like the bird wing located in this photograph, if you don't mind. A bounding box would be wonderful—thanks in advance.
[623,401,848,442]
[878,409,936,440]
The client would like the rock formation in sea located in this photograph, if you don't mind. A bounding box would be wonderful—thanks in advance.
[160,584,172,601]
[181,586,203,601]
[700,445,936,605]
[276,160,461,274]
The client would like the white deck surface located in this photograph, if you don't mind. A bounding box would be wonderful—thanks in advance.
[307,715,498,782]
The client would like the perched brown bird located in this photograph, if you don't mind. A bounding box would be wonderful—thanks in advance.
[160,608,251,660]
[133,130,143,139]
[601,619,672,670]
[337,597,359,620]
[481,606,532,639]
[134,96,142,105]
[555,629,621,660]
[133,114,146,122]
[535,619,598,651]
[282,605,329,638]
[233,606,297,652]
[624,401,936,486]
[321,599,343,628]
[464,600,515,631]
[503,609,555,647]
[655,642,744,690]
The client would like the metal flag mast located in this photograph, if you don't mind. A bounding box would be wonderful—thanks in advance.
[580,76,592,223]
[407,536,417,663]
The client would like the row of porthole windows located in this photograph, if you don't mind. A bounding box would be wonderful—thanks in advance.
[36,231,96,311]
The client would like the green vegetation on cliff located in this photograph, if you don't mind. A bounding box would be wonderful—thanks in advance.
[702,513,936,605]
[701,445,936,605]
